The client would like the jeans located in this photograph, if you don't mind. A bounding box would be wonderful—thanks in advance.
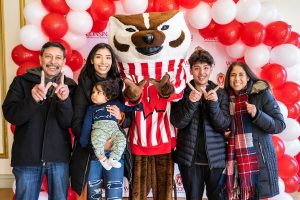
[88,153,124,200]
[13,162,69,200]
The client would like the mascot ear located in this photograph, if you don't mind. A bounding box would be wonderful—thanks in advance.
[150,74,175,98]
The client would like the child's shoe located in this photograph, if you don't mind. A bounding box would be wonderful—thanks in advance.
[100,157,112,170]
[108,158,122,168]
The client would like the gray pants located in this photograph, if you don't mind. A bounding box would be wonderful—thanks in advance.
[91,120,126,161]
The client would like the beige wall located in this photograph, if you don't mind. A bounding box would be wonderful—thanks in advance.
[0,0,299,186]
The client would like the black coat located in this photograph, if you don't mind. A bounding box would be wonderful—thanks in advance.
[171,80,231,168]
[70,75,132,195]
[2,72,76,166]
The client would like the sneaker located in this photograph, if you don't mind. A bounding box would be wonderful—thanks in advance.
[100,157,112,170]
[108,158,122,168]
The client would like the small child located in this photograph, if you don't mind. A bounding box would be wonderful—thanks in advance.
[80,79,142,170]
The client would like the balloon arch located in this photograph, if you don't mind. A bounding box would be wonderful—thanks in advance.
[10,0,300,199]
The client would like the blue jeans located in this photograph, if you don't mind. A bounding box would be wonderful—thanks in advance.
[88,153,124,200]
[13,162,69,200]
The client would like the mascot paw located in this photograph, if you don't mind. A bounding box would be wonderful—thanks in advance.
[123,79,147,102]
[150,74,175,98]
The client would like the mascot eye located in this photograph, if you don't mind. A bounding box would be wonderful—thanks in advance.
[161,25,169,30]
[125,28,136,32]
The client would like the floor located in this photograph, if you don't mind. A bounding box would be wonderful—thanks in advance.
[1,188,299,200]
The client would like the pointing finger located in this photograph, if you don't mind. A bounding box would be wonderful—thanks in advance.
[60,71,65,85]
[187,82,201,95]
[40,71,45,87]
[213,85,220,92]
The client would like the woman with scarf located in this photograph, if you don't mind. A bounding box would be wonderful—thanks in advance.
[224,61,286,200]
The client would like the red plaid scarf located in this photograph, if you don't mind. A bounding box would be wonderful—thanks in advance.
[226,90,259,200]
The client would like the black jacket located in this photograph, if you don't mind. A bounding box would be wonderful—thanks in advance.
[171,80,231,168]
[70,75,132,195]
[2,71,76,166]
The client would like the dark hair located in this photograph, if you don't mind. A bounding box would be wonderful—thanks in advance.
[40,42,66,58]
[188,46,215,67]
[94,79,120,101]
[224,61,270,91]
[79,43,120,84]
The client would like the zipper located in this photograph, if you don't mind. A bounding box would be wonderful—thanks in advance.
[258,142,266,164]
[81,147,90,193]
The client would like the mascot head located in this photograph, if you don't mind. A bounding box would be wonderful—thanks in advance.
[108,10,191,64]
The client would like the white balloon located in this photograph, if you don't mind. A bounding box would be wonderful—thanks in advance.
[67,11,93,35]
[279,118,300,141]
[278,177,285,194]
[284,139,300,156]
[277,101,288,120]
[62,31,87,50]
[269,192,294,200]
[38,191,48,200]
[24,1,49,26]
[270,44,299,68]
[286,63,300,84]
[20,24,49,51]
[63,65,74,79]
[255,1,280,26]
[186,2,211,29]
[225,40,246,59]
[66,0,92,11]
[211,0,236,24]
[236,0,261,23]
[244,44,270,69]
[121,0,148,14]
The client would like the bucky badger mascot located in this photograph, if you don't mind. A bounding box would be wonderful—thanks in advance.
[108,10,191,200]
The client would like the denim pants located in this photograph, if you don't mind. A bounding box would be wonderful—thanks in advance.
[13,162,69,200]
[88,154,124,200]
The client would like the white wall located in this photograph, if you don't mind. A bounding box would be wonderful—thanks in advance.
[0,0,299,187]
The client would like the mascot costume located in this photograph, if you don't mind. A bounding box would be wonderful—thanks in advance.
[108,10,191,200]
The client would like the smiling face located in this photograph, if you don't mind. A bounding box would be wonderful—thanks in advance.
[229,65,250,94]
[190,62,212,88]
[40,46,65,79]
[92,48,112,78]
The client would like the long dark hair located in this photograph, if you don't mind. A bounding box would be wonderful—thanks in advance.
[224,61,270,92]
[79,43,120,84]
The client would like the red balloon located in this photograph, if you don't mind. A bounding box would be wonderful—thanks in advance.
[66,50,84,72]
[88,0,116,22]
[11,45,40,66]
[16,62,40,76]
[272,136,285,159]
[286,103,300,119]
[10,124,15,134]
[145,0,155,12]
[241,22,266,47]
[177,0,200,9]
[41,0,70,15]
[273,81,300,104]
[67,187,76,200]
[198,20,219,39]
[90,20,108,33]
[51,39,72,61]
[41,176,48,192]
[217,20,241,45]
[202,0,217,2]
[282,175,300,193]
[260,63,287,88]
[278,154,299,179]
[287,31,300,48]
[264,21,291,47]
[41,13,68,39]
[153,0,179,12]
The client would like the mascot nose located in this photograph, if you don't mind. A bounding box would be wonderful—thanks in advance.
[143,33,154,44]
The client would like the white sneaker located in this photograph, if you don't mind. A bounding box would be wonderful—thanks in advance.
[100,157,112,170]
[108,158,122,168]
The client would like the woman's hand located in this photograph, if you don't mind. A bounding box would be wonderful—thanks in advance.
[104,136,116,150]
[245,102,257,118]
[107,105,121,120]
